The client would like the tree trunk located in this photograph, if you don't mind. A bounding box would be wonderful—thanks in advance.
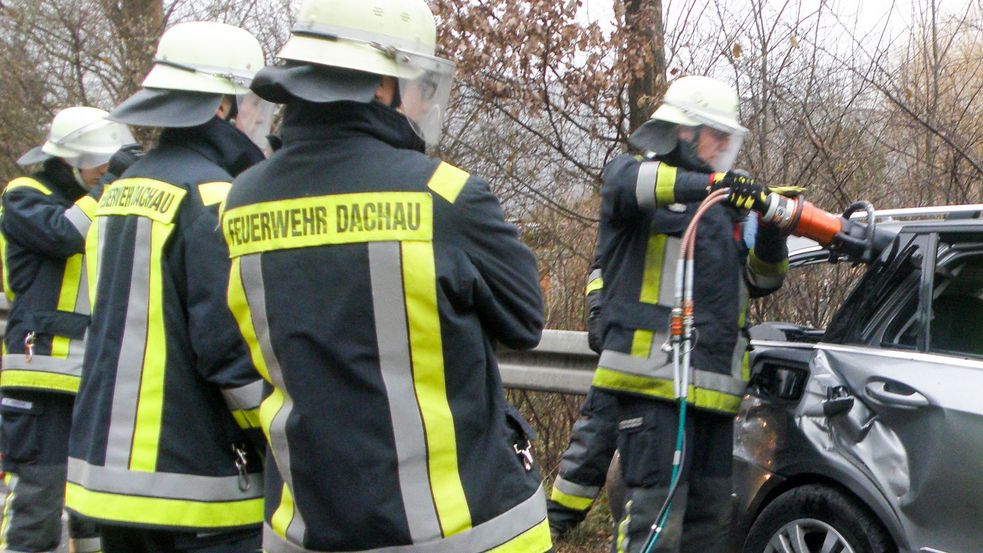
[100,0,164,101]
[624,0,666,134]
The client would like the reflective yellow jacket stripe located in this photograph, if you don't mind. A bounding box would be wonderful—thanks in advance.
[76,195,99,218]
[227,257,271,383]
[223,192,433,257]
[486,519,551,553]
[549,487,594,511]
[96,178,186,223]
[585,277,603,296]
[198,181,232,207]
[0,232,11,302]
[50,253,84,359]
[1,473,14,549]
[654,163,678,206]
[402,240,471,536]
[426,162,469,204]
[85,219,100,308]
[630,329,654,358]
[2,178,54,301]
[639,234,668,304]
[748,250,789,277]
[129,221,174,472]
[592,368,743,414]
[65,482,262,529]
[5,177,52,196]
[0,370,79,393]
[270,480,296,541]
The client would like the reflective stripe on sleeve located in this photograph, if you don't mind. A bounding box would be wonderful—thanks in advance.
[65,199,97,237]
[553,476,601,500]
[634,161,659,209]
[222,380,264,430]
[746,250,788,290]
[585,269,603,296]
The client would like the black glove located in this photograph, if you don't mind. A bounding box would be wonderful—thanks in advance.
[719,171,768,211]
[107,144,144,178]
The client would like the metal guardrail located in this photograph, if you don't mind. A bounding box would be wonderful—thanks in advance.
[498,329,596,394]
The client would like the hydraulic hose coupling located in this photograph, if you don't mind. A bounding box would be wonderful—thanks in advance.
[670,306,683,341]
[758,193,803,233]
[758,192,844,246]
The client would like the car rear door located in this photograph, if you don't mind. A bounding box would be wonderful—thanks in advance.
[820,229,983,552]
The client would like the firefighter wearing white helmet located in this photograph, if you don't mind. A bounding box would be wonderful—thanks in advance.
[0,106,134,553]
[583,75,791,552]
[64,21,268,553]
[222,0,551,552]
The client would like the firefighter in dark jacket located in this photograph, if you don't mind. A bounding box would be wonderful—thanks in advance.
[547,260,622,536]
[64,22,271,553]
[220,0,551,551]
[0,106,134,553]
[593,75,789,552]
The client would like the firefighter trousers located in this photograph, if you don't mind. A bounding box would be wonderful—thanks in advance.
[0,391,100,553]
[547,386,619,535]
[611,395,734,553]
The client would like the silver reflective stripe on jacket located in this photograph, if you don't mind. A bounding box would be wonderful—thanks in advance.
[1,353,83,375]
[239,253,309,543]
[67,457,262,502]
[262,485,548,553]
[554,475,600,500]
[221,379,264,412]
[598,349,747,397]
[64,203,93,238]
[368,241,443,544]
[104,218,153,468]
[635,161,661,209]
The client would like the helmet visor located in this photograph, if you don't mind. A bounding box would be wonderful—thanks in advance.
[395,50,455,147]
[65,151,114,170]
[235,92,276,155]
[696,126,746,172]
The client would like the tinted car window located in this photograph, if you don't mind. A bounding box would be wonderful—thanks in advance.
[929,250,983,358]
[825,233,925,346]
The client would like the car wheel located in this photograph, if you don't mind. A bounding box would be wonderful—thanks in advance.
[743,484,892,553]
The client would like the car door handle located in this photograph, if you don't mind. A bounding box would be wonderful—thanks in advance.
[865,380,930,408]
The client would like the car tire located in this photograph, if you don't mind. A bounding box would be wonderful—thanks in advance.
[743,484,892,553]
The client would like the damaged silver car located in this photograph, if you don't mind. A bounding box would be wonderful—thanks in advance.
[735,206,983,553]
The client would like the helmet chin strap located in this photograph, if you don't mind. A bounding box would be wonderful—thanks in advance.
[71,166,92,191]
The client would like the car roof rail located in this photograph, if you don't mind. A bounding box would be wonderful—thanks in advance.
[850,204,983,222]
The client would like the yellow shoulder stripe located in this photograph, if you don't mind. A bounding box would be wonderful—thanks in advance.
[198,181,232,207]
[427,162,469,204]
[5,177,52,196]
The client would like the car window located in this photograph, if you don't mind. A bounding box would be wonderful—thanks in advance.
[928,247,983,358]
[824,233,925,346]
